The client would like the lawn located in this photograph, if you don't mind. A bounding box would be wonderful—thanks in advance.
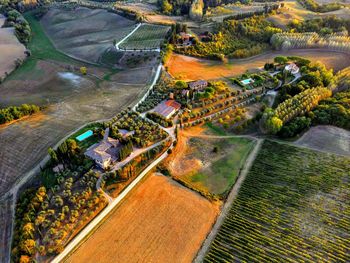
[185,136,254,198]
[204,140,350,262]
[68,122,104,150]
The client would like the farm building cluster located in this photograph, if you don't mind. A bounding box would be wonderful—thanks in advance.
[150,80,208,119]
[84,128,134,169]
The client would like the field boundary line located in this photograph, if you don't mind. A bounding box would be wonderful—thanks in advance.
[115,23,142,50]
[193,138,263,263]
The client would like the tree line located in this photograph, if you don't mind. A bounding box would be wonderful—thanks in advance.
[0,104,40,124]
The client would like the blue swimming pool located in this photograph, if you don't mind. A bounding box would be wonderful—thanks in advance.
[241,78,253,85]
[76,130,93,142]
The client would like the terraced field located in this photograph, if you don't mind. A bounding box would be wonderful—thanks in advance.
[204,140,350,262]
[119,24,169,50]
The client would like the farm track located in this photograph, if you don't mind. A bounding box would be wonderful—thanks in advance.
[194,138,263,262]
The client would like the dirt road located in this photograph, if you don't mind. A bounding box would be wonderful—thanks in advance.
[193,138,263,262]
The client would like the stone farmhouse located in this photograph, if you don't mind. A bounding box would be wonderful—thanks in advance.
[85,128,119,169]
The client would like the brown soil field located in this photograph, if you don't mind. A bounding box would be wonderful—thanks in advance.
[0,56,159,195]
[0,195,14,263]
[115,2,199,26]
[294,125,350,156]
[166,50,350,81]
[65,174,219,263]
[41,7,136,63]
[0,15,26,79]
[165,126,205,177]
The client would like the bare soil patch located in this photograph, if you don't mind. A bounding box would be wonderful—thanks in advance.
[294,125,350,156]
[164,126,254,197]
[0,15,26,79]
[65,174,219,263]
[41,7,136,63]
[166,50,350,81]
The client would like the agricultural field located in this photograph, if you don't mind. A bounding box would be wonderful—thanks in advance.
[295,125,350,156]
[115,2,191,25]
[0,15,26,80]
[41,7,136,63]
[166,50,350,80]
[0,6,159,195]
[204,140,350,262]
[0,195,13,263]
[119,23,170,50]
[205,2,276,22]
[164,126,254,198]
[267,0,350,29]
[66,174,219,263]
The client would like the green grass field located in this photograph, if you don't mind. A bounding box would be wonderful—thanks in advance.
[7,12,78,80]
[181,134,254,199]
[120,24,169,50]
[204,140,350,262]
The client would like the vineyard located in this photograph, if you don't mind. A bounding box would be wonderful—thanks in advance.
[271,32,350,53]
[204,140,350,263]
[274,87,332,123]
[119,24,170,50]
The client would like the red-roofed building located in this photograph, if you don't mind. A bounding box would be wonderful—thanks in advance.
[152,100,181,119]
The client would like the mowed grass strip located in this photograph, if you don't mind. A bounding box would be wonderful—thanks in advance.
[204,140,350,262]
[120,24,169,49]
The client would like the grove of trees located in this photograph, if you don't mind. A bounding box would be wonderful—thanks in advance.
[0,104,40,124]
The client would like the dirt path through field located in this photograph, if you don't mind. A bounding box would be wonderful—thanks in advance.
[65,174,219,263]
[194,138,263,262]
[167,49,350,80]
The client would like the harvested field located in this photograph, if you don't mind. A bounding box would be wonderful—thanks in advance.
[267,0,350,28]
[295,125,350,156]
[120,23,170,50]
[0,80,148,194]
[115,2,193,26]
[0,6,159,196]
[166,50,350,80]
[165,126,254,198]
[0,195,14,263]
[0,15,26,79]
[66,174,219,263]
[41,7,136,63]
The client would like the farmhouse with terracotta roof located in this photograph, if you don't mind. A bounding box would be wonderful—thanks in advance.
[152,100,181,119]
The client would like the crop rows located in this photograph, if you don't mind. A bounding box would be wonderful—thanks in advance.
[120,24,169,50]
[204,140,350,263]
[271,32,350,52]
